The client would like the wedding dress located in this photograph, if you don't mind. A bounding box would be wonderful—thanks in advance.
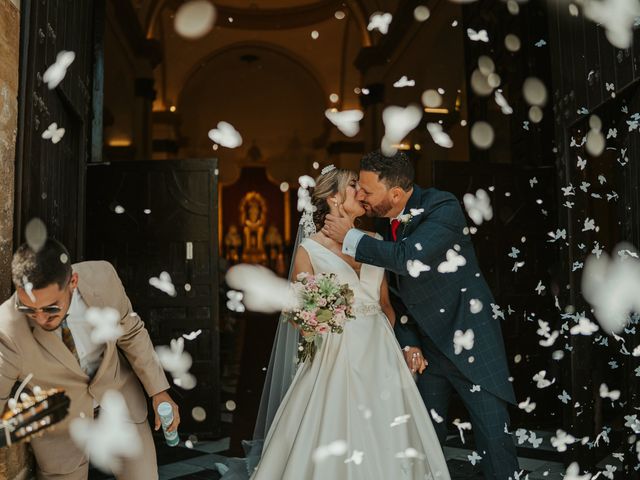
[250,237,451,480]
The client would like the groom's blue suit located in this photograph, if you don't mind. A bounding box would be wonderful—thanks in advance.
[345,185,519,479]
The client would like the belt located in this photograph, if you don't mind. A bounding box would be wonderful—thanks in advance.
[353,304,382,315]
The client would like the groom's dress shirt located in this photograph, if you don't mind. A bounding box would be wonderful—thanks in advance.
[57,290,104,378]
[343,209,405,256]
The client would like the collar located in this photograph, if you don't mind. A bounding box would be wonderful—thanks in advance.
[66,289,86,320]
[390,208,405,224]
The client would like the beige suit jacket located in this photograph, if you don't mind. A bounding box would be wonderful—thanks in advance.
[0,261,170,476]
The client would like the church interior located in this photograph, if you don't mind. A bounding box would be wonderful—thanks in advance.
[0,0,639,478]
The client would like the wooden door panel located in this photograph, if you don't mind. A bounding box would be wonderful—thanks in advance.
[16,0,95,259]
[85,158,220,437]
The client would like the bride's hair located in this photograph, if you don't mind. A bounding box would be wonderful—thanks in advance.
[311,168,358,230]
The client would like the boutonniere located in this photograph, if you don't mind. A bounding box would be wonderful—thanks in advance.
[396,208,425,239]
[399,208,424,224]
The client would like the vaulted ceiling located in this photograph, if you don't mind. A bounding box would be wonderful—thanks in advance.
[113,0,467,184]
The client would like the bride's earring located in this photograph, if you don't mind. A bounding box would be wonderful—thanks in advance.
[333,201,338,207]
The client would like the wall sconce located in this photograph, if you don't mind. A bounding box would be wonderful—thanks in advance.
[108,138,132,147]
[423,107,449,114]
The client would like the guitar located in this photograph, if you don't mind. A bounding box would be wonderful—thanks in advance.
[1,388,70,448]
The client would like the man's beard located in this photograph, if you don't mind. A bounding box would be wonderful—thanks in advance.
[40,316,64,331]
[364,198,393,217]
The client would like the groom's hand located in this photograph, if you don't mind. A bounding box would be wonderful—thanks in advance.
[152,390,180,432]
[322,205,353,244]
[403,346,428,374]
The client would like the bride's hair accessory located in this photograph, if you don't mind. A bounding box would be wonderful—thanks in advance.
[300,210,317,238]
[321,164,337,176]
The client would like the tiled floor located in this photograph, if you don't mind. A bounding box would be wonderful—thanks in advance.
[89,431,570,480]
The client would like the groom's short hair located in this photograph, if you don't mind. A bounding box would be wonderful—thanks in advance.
[361,150,414,191]
[12,238,72,290]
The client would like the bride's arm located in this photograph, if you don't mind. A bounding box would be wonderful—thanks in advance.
[292,246,314,278]
[290,247,314,335]
[379,275,396,327]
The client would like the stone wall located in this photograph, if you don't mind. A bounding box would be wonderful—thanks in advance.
[0,0,18,299]
[0,0,34,478]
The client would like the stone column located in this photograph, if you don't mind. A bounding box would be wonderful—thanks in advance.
[0,0,35,478]
[134,77,156,160]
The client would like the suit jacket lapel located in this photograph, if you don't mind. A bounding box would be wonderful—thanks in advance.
[76,272,116,386]
[29,319,89,379]
[399,185,424,239]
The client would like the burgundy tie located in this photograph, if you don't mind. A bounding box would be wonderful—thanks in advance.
[391,219,401,241]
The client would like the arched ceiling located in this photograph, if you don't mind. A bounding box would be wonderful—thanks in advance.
[214,0,327,8]
[178,43,327,184]
[149,0,366,113]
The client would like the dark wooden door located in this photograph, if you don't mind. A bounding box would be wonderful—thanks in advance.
[548,6,640,473]
[15,0,97,259]
[85,158,220,438]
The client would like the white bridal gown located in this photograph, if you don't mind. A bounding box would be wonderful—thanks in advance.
[251,237,451,480]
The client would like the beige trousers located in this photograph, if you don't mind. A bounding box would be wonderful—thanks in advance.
[36,421,158,480]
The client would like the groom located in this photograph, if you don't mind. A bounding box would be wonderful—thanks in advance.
[323,150,519,479]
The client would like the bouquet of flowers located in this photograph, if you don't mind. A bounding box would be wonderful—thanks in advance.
[283,272,355,364]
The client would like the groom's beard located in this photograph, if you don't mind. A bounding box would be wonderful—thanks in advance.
[364,198,393,218]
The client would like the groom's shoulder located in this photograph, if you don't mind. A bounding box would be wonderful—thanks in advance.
[416,185,459,205]
[73,260,121,286]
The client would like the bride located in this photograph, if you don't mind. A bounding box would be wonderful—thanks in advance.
[250,166,451,480]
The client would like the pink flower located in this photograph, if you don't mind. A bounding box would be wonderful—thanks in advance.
[307,317,318,326]
[316,324,329,334]
[317,297,327,307]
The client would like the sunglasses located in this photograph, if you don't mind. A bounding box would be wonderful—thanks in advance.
[15,303,63,315]
[15,278,72,316]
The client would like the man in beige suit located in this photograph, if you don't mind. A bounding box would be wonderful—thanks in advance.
[0,239,180,479]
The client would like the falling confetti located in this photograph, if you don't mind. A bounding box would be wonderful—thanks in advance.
[344,450,364,465]
[426,123,453,148]
[413,6,430,22]
[453,418,472,444]
[582,243,640,333]
[381,104,422,156]
[226,264,298,313]
[467,28,489,42]
[495,91,513,114]
[174,0,216,39]
[69,390,142,473]
[390,414,411,427]
[438,249,467,273]
[453,329,475,354]
[42,122,66,144]
[533,370,555,389]
[207,121,242,148]
[25,218,48,253]
[407,259,431,277]
[85,307,123,344]
[43,51,76,89]
[583,0,640,49]
[313,440,348,462]
[182,329,202,341]
[470,121,495,149]
[325,109,364,137]
[518,397,536,413]
[367,12,393,34]
[421,89,442,108]
[463,189,493,225]
[149,272,177,297]
[393,76,415,88]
